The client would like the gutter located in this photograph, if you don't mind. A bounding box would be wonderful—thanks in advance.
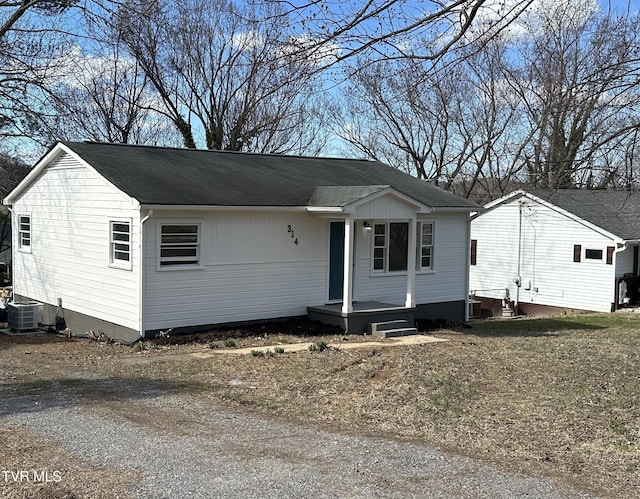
[141,204,309,212]
[138,209,153,338]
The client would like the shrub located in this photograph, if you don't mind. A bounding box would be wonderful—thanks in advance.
[309,340,328,352]
[224,339,236,348]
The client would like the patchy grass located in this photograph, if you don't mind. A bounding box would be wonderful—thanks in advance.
[1,313,640,497]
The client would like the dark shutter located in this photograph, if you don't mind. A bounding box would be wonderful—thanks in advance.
[573,245,581,262]
[607,246,615,265]
[470,239,477,266]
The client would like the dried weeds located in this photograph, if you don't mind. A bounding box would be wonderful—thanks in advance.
[1,313,639,497]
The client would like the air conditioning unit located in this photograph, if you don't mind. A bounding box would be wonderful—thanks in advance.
[8,301,43,331]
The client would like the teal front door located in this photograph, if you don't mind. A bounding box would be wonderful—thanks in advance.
[329,221,345,301]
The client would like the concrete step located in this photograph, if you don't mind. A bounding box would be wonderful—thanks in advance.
[372,327,419,338]
[368,319,409,335]
[369,320,418,337]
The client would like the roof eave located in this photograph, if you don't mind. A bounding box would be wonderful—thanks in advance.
[141,204,310,212]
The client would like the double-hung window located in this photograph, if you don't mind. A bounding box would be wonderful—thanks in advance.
[18,215,31,252]
[373,223,387,271]
[159,223,200,267]
[373,222,409,272]
[418,222,434,270]
[110,220,132,269]
[372,220,435,273]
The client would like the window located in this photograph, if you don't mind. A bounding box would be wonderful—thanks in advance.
[585,248,603,261]
[419,222,434,270]
[159,223,200,267]
[18,215,31,251]
[110,221,131,268]
[373,223,386,271]
[372,222,409,272]
[575,246,615,264]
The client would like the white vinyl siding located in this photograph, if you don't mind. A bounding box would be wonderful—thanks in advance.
[355,213,468,305]
[10,153,141,330]
[470,197,617,313]
[143,211,328,331]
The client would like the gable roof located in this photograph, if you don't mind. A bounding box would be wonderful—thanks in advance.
[13,142,477,210]
[485,189,640,241]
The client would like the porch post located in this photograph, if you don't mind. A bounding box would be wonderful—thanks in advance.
[342,215,354,314]
[405,215,417,308]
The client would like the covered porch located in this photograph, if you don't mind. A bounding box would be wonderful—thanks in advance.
[306,186,428,334]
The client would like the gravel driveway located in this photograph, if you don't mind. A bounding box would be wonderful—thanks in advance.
[2,376,597,498]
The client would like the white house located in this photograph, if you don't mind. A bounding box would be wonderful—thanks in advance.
[469,189,640,316]
[3,141,479,342]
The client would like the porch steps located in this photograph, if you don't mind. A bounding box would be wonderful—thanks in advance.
[369,319,418,338]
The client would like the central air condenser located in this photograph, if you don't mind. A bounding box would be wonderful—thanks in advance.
[7,301,43,331]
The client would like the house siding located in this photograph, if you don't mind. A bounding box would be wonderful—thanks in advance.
[470,197,617,313]
[11,153,141,330]
[354,212,469,306]
[143,210,328,332]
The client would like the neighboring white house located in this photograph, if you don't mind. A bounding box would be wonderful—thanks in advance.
[3,141,479,342]
[469,189,640,316]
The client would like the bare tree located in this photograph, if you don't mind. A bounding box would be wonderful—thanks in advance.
[0,153,29,265]
[333,38,528,203]
[43,40,181,145]
[115,0,329,153]
[504,0,640,189]
[336,0,640,198]
[263,0,535,66]
[0,1,79,144]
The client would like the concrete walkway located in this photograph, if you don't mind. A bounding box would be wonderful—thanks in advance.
[122,335,448,365]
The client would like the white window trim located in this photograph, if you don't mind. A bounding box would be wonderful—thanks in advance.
[17,214,31,253]
[109,219,133,270]
[372,222,388,273]
[156,219,203,271]
[417,220,435,273]
[584,247,605,262]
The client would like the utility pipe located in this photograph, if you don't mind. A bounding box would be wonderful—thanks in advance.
[138,209,153,338]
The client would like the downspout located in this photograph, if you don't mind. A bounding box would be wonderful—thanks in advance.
[613,243,627,310]
[515,201,523,308]
[138,209,153,339]
[6,207,12,292]
[465,213,472,322]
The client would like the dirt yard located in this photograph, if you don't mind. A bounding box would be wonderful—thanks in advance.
[1,314,639,497]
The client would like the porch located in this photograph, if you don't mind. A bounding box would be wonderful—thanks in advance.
[307,301,415,334]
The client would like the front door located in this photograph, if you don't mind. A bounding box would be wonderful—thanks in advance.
[329,221,344,301]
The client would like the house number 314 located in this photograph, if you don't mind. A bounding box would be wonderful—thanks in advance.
[287,225,299,245]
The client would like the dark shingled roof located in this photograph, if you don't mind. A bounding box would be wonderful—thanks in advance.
[530,189,640,240]
[62,142,479,209]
